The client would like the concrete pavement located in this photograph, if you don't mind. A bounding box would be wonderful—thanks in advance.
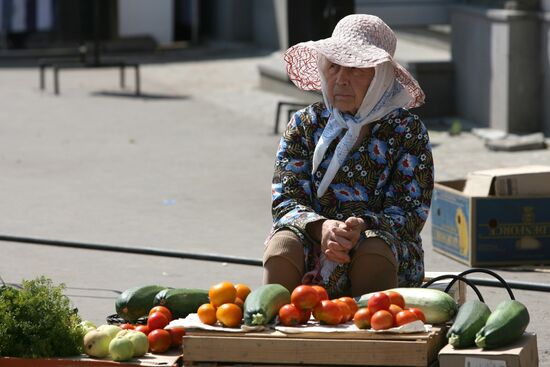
[1,44,549,365]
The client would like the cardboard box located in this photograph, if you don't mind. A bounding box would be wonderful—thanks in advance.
[463,165,550,197]
[438,332,538,367]
[431,176,550,266]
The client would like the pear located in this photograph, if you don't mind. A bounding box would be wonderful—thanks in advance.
[96,324,122,340]
[83,329,111,358]
[115,330,149,357]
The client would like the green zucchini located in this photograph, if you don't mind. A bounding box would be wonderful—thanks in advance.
[475,300,530,349]
[243,284,290,326]
[153,288,209,319]
[116,285,167,322]
[356,287,457,324]
[447,300,491,348]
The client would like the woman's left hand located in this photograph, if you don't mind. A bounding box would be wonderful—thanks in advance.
[340,217,366,247]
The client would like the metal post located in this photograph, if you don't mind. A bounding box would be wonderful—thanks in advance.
[54,67,60,95]
[135,65,140,96]
[120,65,125,89]
[39,64,46,90]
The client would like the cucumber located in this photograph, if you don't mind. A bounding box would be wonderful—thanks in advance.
[116,285,167,322]
[356,287,457,324]
[475,300,530,349]
[243,284,290,326]
[153,288,209,319]
[447,300,491,348]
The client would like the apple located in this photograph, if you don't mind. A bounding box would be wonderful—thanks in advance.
[96,324,122,340]
[83,330,111,358]
[127,330,149,357]
[109,335,134,362]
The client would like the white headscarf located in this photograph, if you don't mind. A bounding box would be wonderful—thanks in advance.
[312,57,413,197]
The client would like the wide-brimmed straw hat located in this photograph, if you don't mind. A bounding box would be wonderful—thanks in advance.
[284,14,425,108]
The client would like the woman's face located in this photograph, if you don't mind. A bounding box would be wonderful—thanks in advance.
[323,61,375,115]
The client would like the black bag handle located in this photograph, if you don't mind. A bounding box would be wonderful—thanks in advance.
[422,273,485,302]
[446,268,515,300]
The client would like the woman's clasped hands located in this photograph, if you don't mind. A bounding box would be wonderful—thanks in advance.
[320,217,366,264]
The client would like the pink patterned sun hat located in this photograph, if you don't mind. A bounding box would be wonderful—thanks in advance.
[284,14,425,108]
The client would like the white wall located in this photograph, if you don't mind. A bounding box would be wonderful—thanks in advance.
[118,0,173,45]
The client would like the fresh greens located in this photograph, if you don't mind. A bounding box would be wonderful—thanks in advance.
[0,276,83,358]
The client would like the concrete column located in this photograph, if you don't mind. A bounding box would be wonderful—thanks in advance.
[118,0,173,45]
[542,12,550,136]
[451,6,541,134]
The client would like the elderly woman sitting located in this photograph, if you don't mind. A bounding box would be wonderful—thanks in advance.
[263,14,434,298]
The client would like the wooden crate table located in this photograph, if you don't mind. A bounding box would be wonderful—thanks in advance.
[182,326,447,366]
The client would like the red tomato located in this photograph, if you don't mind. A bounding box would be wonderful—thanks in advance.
[149,305,173,321]
[384,290,406,309]
[367,292,391,314]
[313,300,343,325]
[338,297,358,315]
[278,304,302,326]
[388,304,403,324]
[148,329,171,353]
[395,310,419,327]
[298,308,312,324]
[353,308,373,329]
[291,285,320,310]
[119,323,135,330]
[168,327,186,347]
[370,310,394,330]
[333,299,352,322]
[135,325,150,335]
[147,311,169,331]
[311,285,329,301]
[408,307,426,323]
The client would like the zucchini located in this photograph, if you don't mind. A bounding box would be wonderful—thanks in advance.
[153,288,209,319]
[475,300,530,349]
[243,284,290,326]
[116,285,167,322]
[447,300,491,348]
[356,287,457,324]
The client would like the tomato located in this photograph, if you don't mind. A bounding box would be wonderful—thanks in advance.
[408,307,426,323]
[353,308,373,329]
[234,284,251,302]
[148,329,171,353]
[333,299,352,322]
[370,310,394,330]
[388,304,403,324]
[209,281,237,308]
[149,306,173,321]
[168,327,186,347]
[298,308,312,324]
[291,285,320,310]
[313,300,343,325]
[135,324,150,335]
[216,303,242,328]
[395,310,419,327]
[312,285,329,301]
[197,303,217,325]
[278,304,302,326]
[147,311,169,331]
[367,292,391,314]
[338,297,358,315]
[384,290,406,309]
[119,323,135,330]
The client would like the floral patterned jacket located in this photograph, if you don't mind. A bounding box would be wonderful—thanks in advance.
[270,102,434,296]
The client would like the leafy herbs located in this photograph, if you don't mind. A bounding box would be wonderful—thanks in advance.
[0,276,83,358]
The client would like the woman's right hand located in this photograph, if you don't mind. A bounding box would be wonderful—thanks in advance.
[320,220,356,264]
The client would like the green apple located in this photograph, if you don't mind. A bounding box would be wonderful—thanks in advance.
[127,331,149,357]
[83,329,111,358]
[109,336,134,362]
[96,324,122,340]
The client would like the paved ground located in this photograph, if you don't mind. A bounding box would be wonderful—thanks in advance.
[1,43,549,365]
